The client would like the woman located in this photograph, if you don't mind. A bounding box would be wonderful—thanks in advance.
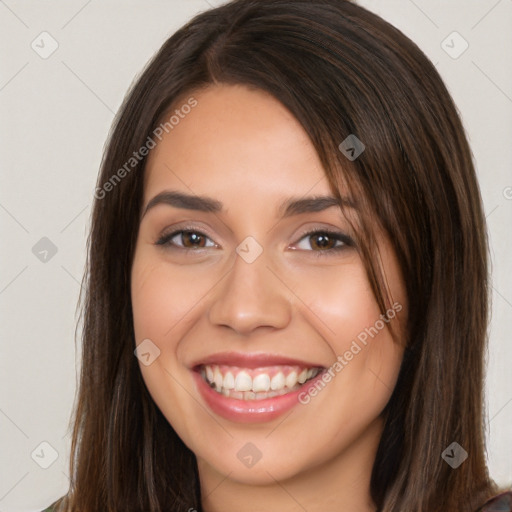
[43,0,511,510]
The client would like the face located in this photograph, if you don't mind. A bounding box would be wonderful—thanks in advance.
[130,83,407,486]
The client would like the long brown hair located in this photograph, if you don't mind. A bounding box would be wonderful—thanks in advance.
[55,0,502,510]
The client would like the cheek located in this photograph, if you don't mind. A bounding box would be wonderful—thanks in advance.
[287,259,405,415]
[131,253,210,342]
[130,251,206,434]
[286,259,384,347]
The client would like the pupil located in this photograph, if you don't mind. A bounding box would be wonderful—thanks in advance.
[314,234,332,249]
[185,232,203,247]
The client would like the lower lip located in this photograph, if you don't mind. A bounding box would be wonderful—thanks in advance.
[192,370,324,423]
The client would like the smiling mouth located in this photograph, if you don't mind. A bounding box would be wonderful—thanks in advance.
[198,364,323,400]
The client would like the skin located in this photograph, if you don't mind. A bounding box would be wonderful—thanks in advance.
[130,83,407,512]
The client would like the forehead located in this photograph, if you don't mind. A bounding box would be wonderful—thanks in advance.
[143,84,333,203]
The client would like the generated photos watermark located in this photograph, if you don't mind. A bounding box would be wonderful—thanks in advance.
[94,96,198,200]
[298,301,403,404]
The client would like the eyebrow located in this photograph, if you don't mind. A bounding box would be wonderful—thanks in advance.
[141,190,354,219]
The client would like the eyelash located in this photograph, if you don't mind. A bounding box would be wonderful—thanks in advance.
[155,226,354,257]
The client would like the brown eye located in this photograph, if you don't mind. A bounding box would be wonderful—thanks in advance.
[308,233,338,251]
[180,231,208,248]
[293,229,354,256]
[156,229,216,250]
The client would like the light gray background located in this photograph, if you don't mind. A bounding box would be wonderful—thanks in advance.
[0,1,511,510]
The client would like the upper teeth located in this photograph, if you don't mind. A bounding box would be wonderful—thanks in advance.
[201,364,320,395]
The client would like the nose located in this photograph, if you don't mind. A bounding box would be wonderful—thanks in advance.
[208,247,292,336]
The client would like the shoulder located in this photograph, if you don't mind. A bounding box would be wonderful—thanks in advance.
[40,496,66,512]
[476,491,512,512]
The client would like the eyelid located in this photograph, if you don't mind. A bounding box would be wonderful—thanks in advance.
[291,227,354,251]
[155,223,218,249]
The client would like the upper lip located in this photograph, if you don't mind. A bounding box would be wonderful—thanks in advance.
[190,351,325,370]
